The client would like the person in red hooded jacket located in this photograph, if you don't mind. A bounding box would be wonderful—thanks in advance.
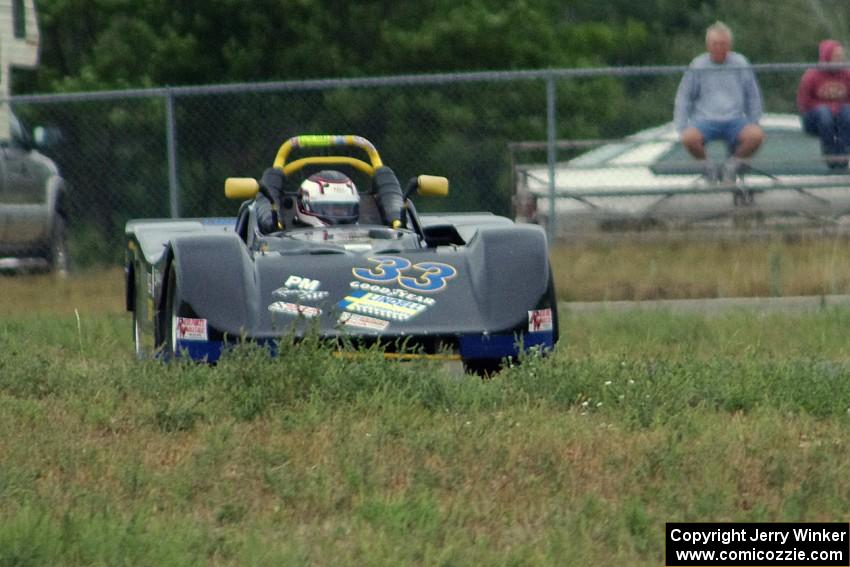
[797,40,850,169]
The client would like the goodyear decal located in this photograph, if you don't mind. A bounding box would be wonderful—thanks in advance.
[348,281,435,306]
[338,290,428,321]
[352,256,457,293]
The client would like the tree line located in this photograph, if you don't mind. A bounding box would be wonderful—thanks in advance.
[19,0,849,94]
[12,0,850,265]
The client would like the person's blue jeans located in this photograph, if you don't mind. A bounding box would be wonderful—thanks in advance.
[694,118,749,155]
[802,104,850,166]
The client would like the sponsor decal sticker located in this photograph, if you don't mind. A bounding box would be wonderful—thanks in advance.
[176,317,208,341]
[339,312,390,331]
[273,289,329,302]
[283,274,321,291]
[528,308,553,332]
[338,290,428,321]
[268,302,322,318]
[271,275,329,302]
[348,281,435,305]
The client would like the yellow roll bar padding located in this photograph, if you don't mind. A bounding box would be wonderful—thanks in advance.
[283,156,375,177]
[225,177,260,199]
[417,175,449,197]
[273,134,384,176]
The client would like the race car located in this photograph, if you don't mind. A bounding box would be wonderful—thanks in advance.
[125,135,558,374]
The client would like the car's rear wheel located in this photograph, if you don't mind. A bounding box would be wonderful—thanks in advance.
[133,312,141,356]
[162,267,181,358]
[45,214,69,276]
[463,358,504,377]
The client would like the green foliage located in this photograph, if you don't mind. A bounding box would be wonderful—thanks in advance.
[2,308,850,563]
[0,504,213,567]
[20,1,850,258]
[26,0,663,93]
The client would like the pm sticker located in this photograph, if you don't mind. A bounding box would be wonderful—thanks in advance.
[528,308,553,332]
[272,275,330,302]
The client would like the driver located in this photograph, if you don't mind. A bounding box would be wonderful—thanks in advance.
[255,169,359,233]
[295,170,360,227]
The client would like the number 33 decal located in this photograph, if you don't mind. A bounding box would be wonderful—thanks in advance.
[353,256,457,292]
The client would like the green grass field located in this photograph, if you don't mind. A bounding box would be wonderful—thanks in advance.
[2,261,850,565]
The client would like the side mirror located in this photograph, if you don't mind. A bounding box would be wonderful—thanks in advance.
[33,126,63,149]
[403,175,449,201]
[416,175,449,198]
[225,177,259,199]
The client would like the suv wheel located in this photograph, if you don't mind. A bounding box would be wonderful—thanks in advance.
[46,215,69,276]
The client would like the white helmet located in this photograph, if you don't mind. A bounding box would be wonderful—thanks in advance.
[295,170,360,227]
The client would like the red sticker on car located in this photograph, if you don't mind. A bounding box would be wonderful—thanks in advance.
[528,309,553,332]
[176,317,208,341]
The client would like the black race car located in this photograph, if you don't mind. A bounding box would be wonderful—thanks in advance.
[125,135,558,374]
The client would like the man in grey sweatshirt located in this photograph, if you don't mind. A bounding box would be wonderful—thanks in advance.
[674,21,765,182]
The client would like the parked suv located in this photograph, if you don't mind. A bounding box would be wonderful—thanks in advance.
[0,113,68,274]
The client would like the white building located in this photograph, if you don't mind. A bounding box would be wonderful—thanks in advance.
[0,0,38,139]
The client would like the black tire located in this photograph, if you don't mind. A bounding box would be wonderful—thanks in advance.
[127,262,146,358]
[45,214,69,276]
[463,358,504,377]
[162,267,181,358]
[545,263,560,345]
[132,311,145,358]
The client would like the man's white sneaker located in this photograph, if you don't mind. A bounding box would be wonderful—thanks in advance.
[702,160,720,183]
[721,157,741,185]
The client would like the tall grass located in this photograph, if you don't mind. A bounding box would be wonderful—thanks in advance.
[551,233,850,301]
[2,305,850,565]
[0,268,124,315]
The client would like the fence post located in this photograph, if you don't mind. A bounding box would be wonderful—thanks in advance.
[546,75,557,241]
[165,89,180,218]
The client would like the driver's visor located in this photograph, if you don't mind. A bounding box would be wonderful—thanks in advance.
[312,202,359,222]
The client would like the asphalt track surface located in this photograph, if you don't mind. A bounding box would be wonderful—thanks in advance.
[561,295,850,315]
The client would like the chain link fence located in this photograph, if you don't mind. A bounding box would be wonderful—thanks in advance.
[3,63,843,268]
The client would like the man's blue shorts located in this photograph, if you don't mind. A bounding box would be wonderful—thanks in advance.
[694,118,749,152]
